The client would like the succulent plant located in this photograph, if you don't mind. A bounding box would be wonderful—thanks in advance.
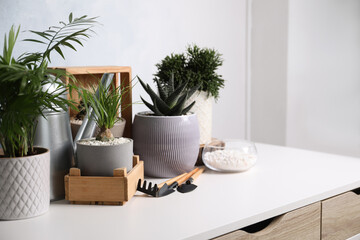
[139,75,199,116]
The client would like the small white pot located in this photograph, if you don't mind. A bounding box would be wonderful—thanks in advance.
[186,91,213,145]
[0,148,50,220]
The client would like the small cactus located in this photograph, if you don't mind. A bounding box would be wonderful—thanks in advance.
[139,75,198,116]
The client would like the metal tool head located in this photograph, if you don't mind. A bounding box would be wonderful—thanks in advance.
[177,183,197,193]
[137,179,176,197]
[156,183,175,197]
[137,179,158,197]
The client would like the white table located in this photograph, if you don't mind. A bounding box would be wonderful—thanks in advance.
[1,143,360,240]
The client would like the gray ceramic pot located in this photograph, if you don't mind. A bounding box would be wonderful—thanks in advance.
[0,147,50,220]
[133,112,200,177]
[77,138,133,176]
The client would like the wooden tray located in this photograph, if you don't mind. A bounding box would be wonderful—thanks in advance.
[64,155,144,206]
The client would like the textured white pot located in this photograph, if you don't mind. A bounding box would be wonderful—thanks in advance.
[186,91,213,145]
[0,147,50,220]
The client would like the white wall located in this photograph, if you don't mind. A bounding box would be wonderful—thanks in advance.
[251,0,360,158]
[287,0,360,157]
[0,0,248,140]
[250,0,288,145]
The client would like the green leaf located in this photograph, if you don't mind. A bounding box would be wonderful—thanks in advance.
[181,101,196,115]
[54,46,65,59]
[69,12,73,23]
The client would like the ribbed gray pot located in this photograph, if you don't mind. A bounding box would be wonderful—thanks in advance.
[77,138,133,176]
[133,112,200,177]
[0,147,50,220]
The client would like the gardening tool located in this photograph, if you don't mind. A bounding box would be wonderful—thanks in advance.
[137,168,199,197]
[177,167,205,193]
[137,173,186,197]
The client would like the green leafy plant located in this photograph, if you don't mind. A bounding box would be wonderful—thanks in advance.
[78,79,131,141]
[0,13,97,157]
[154,44,224,100]
[139,75,198,116]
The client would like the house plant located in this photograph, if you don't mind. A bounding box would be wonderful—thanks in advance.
[76,77,133,176]
[154,44,224,144]
[0,13,97,220]
[132,76,200,177]
[70,92,126,140]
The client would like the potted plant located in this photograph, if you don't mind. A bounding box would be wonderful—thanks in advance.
[76,77,133,176]
[154,44,224,144]
[70,96,126,140]
[0,13,97,220]
[133,76,199,177]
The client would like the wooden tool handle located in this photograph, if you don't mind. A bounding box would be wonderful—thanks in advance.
[190,167,205,182]
[158,173,187,188]
[177,168,199,185]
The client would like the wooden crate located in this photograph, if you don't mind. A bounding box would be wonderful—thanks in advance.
[64,155,144,206]
[55,66,132,138]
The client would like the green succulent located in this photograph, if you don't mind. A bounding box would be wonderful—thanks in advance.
[139,75,198,116]
[78,79,131,142]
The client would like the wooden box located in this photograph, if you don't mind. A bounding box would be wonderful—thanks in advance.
[64,155,144,206]
[55,66,133,138]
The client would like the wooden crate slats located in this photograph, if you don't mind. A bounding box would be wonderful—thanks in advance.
[64,156,144,206]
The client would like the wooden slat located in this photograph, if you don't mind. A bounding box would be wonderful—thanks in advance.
[125,161,144,201]
[215,202,321,240]
[68,176,125,202]
[322,191,360,240]
[56,66,132,75]
[120,71,132,138]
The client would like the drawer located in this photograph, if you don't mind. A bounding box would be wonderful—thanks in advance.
[322,190,360,240]
[215,202,321,240]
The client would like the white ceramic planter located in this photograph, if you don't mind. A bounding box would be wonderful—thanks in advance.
[185,91,213,145]
[0,147,50,220]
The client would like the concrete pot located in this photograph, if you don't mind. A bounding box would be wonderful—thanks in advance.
[0,147,50,220]
[77,138,133,176]
[133,112,200,177]
[70,118,126,140]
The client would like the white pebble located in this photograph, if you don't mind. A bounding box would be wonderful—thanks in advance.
[78,137,130,146]
[203,149,257,171]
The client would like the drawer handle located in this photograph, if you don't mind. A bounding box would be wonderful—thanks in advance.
[241,216,279,233]
[351,188,360,195]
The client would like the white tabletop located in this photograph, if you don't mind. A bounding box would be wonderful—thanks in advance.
[2,143,360,240]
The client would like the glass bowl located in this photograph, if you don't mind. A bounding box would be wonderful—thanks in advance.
[202,139,257,172]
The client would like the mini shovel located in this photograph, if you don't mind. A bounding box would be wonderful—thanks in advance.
[177,167,205,193]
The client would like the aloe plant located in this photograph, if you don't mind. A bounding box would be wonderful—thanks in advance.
[139,75,198,116]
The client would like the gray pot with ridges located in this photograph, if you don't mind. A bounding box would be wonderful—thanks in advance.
[133,112,200,177]
[77,138,133,176]
[0,147,50,220]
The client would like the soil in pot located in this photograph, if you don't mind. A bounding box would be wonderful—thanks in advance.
[76,137,133,176]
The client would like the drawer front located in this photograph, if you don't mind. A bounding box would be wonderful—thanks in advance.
[215,202,321,240]
[322,191,360,240]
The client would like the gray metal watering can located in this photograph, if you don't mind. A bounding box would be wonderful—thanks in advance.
[34,76,74,201]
